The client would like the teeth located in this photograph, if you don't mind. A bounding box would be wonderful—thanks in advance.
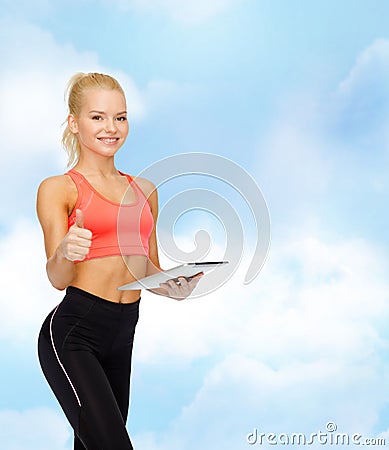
[99,138,118,143]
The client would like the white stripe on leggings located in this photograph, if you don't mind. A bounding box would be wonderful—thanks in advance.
[49,305,82,407]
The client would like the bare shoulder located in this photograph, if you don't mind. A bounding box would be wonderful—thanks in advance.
[37,174,77,215]
[38,174,75,194]
[132,175,157,198]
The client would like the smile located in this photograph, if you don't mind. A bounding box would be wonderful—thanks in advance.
[98,137,119,144]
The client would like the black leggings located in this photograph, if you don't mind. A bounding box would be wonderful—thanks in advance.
[38,286,139,450]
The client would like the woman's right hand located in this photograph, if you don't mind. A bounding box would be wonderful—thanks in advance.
[60,209,92,262]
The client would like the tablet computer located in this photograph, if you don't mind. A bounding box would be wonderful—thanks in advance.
[117,261,229,290]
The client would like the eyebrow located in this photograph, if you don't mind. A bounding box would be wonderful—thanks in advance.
[88,110,127,115]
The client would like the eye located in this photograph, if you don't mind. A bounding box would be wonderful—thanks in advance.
[116,116,127,122]
[91,115,103,120]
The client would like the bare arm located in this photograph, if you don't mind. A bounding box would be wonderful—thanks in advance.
[36,176,91,290]
[145,184,163,277]
[141,180,203,300]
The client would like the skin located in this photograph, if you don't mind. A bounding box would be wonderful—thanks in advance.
[36,87,203,303]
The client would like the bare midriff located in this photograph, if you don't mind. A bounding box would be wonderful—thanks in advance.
[71,254,149,303]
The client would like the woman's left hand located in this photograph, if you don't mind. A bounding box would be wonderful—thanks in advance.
[159,272,204,300]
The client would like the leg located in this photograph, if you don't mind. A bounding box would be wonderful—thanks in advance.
[62,349,133,450]
[38,296,134,450]
[39,331,133,450]
[73,436,86,450]
[38,330,89,449]
[38,325,82,434]
[102,301,139,423]
[103,340,134,422]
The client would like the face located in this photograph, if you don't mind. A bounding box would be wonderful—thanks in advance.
[68,88,129,159]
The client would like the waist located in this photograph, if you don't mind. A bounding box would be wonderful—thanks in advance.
[72,254,147,303]
[66,286,141,309]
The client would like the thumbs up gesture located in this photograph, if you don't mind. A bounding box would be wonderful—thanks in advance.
[75,208,85,228]
[61,209,92,262]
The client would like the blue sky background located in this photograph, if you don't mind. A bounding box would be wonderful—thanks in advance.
[1,0,389,448]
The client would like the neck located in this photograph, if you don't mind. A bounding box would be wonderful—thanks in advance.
[75,154,118,177]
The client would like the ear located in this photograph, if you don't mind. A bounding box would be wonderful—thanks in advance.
[68,114,79,134]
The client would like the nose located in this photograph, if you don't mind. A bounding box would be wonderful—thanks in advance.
[104,118,117,133]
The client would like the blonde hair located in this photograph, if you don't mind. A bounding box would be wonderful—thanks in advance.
[62,72,126,168]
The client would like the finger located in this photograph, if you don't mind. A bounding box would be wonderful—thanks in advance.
[193,271,204,278]
[75,228,92,240]
[68,242,91,255]
[189,275,202,286]
[74,236,92,248]
[64,247,89,261]
[167,279,180,289]
[177,277,189,288]
[75,209,84,228]
[159,282,181,298]
[67,231,92,247]
[166,280,185,296]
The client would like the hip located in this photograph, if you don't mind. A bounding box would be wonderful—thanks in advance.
[39,286,140,353]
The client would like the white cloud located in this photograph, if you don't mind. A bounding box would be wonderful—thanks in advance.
[255,38,389,225]
[130,228,389,448]
[0,219,63,342]
[0,18,145,169]
[110,0,247,25]
[333,38,389,152]
[133,353,388,450]
[239,236,389,365]
[0,407,71,450]
[0,19,96,168]
[135,232,389,365]
[338,38,389,97]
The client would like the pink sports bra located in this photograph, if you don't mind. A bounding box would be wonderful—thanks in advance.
[67,169,154,262]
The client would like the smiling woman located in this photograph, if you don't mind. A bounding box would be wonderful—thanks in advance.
[35,72,203,450]
[62,73,128,168]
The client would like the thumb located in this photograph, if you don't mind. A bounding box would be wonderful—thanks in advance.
[75,209,84,228]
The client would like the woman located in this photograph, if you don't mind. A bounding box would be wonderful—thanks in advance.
[36,72,202,450]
